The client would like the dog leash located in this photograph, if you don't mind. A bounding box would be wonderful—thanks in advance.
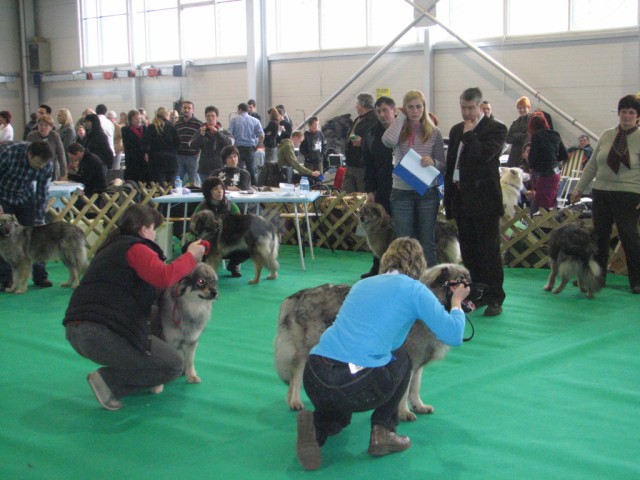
[463,316,474,342]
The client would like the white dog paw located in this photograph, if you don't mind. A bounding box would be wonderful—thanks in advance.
[399,410,417,422]
[413,403,435,414]
[289,399,305,411]
[187,375,201,384]
[150,385,164,394]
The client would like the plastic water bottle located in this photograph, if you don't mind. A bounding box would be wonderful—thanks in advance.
[175,176,183,195]
[299,176,310,196]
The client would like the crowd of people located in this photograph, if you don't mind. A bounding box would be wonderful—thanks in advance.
[1,89,638,473]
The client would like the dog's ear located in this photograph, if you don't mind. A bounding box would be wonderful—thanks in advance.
[499,167,508,177]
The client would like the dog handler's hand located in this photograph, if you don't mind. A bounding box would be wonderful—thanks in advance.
[450,283,470,310]
[187,241,206,262]
[569,189,582,205]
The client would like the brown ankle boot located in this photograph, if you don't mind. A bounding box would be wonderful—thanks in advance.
[368,425,411,456]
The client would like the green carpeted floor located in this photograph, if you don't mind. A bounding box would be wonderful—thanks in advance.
[1,246,639,479]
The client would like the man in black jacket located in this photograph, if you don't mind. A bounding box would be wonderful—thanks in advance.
[66,143,107,198]
[444,87,507,317]
[343,93,378,193]
[360,96,397,278]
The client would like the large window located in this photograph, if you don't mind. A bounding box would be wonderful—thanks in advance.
[81,0,129,66]
[436,0,638,40]
[267,0,421,54]
[80,0,246,67]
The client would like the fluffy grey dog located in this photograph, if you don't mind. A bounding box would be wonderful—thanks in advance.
[151,263,218,394]
[0,214,87,294]
[274,263,477,421]
[544,222,601,298]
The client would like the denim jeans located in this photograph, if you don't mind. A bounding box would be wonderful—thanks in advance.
[391,187,440,266]
[177,154,201,187]
[303,347,411,445]
[65,321,184,399]
[237,146,257,186]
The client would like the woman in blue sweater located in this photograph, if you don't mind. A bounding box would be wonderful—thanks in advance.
[296,237,469,470]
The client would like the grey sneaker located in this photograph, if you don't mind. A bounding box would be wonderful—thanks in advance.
[87,371,122,411]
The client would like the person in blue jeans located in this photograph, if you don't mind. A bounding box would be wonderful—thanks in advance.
[296,237,469,470]
[382,90,445,267]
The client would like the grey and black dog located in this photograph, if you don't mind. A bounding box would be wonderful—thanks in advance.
[274,263,480,421]
[151,263,218,394]
[0,214,87,294]
[544,222,601,298]
[190,210,279,285]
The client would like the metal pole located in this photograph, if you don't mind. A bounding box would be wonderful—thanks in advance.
[294,1,438,131]
[405,0,600,141]
[19,0,31,133]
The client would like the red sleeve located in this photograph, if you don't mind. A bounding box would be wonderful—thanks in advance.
[126,243,197,289]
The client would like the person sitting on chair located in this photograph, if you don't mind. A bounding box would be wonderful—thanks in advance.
[278,130,321,184]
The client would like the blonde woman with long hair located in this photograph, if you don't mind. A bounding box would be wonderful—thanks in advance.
[382,90,445,266]
[57,109,77,153]
[142,107,180,184]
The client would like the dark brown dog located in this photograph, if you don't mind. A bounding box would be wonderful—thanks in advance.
[190,210,279,285]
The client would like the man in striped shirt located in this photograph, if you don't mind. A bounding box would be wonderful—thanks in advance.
[175,101,203,187]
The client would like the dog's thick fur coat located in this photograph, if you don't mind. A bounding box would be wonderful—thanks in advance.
[0,214,87,293]
[274,263,473,421]
[544,222,601,298]
[190,210,279,284]
[151,263,218,393]
[358,203,461,264]
[358,203,395,260]
[499,167,528,220]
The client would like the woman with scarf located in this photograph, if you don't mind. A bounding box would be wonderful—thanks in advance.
[122,109,149,183]
[571,94,640,294]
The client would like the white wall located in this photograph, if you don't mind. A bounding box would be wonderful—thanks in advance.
[3,0,639,146]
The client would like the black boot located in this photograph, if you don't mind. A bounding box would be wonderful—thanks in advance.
[361,256,380,279]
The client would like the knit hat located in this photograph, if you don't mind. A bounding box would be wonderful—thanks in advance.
[516,96,531,108]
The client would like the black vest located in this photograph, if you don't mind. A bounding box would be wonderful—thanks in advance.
[63,235,165,353]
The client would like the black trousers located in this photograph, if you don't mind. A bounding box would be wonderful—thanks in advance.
[303,347,411,446]
[455,211,505,305]
[591,189,640,288]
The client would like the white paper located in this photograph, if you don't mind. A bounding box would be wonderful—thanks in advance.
[399,149,440,185]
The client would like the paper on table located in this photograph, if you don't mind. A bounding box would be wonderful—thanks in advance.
[393,148,440,195]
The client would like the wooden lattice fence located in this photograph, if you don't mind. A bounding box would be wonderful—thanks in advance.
[46,186,622,270]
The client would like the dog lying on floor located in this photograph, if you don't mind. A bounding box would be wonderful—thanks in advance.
[190,210,279,285]
[358,202,462,265]
[151,263,218,394]
[274,263,484,421]
[544,222,601,299]
[0,214,87,293]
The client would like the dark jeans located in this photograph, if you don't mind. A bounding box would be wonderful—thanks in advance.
[237,146,257,186]
[303,347,411,445]
[0,199,48,285]
[391,187,440,267]
[455,211,505,305]
[65,322,184,399]
[591,189,640,288]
